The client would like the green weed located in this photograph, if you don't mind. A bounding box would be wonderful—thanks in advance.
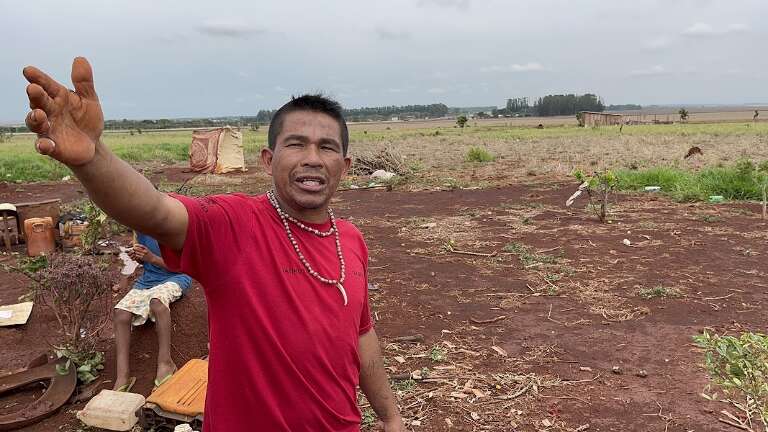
[466,147,495,163]
[637,286,682,299]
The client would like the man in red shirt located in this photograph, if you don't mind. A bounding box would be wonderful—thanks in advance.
[22,57,405,431]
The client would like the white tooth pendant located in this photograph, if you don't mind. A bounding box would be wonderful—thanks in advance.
[336,283,348,306]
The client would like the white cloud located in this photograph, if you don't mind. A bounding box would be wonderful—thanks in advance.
[197,19,265,38]
[480,62,546,73]
[681,22,750,36]
[427,87,447,94]
[629,65,667,76]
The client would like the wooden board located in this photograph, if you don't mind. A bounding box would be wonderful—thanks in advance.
[0,302,34,326]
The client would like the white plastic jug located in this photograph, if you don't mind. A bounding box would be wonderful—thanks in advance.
[76,389,145,431]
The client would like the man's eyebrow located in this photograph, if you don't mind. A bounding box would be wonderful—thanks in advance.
[283,134,309,142]
[318,137,341,147]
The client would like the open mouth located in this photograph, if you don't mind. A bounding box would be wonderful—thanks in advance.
[294,175,327,192]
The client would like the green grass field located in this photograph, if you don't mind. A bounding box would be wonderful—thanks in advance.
[1,122,767,193]
[0,130,268,182]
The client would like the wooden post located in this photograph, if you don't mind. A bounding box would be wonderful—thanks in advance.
[1,212,11,252]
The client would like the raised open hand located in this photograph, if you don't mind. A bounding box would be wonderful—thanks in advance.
[22,57,104,166]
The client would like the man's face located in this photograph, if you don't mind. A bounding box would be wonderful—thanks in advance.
[261,110,351,219]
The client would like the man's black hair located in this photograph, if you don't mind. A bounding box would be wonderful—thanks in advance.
[267,94,349,156]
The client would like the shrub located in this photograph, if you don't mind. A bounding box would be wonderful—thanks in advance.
[466,147,495,163]
[36,253,116,383]
[572,169,618,223]
[694,331,768,430]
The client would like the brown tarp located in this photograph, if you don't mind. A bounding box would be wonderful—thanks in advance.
[189,127,246,174]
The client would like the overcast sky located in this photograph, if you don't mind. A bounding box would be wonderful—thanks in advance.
[1,0,766,121]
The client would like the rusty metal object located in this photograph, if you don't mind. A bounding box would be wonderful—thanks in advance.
[0,358,77,430]
[14,199,61,240]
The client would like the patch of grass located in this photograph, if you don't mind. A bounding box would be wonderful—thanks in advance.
[0,130,266,182]
[361,407,377,429]
[698,214,722,223]
[392,378,416,392]
[503,242,558,267]
[430,345,447,362]
[466,147,495,163]
[637,285,682,299]
[0,152,72,182]
[617,160,768,202]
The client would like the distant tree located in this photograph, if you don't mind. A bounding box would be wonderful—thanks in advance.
[576,112,585,127]
[678,108,689,122]
[475,111,490,119]
[755,110,760,122]
[534,93,604,117]
[456,115,468,129]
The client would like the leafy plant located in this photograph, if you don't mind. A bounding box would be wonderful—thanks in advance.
[679,108,689,122]
[466,147,495,163]
[55,347,105,385]
[430,345,447,363]
[360,408,377,429]
[694,331,768,430]
[637,286,682,299]
[456,115,468,129]
[35,253,116,383]
[18,255,49,274]
[392,378,416,393]
[81,201,109,253]
[573,169,619,223]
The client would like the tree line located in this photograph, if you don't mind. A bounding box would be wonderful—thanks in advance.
[257,103,450,123]
[491,94,609,117]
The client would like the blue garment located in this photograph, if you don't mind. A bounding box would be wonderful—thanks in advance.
[133,233,192,293]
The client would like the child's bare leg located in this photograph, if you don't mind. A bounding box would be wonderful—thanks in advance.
[113,309,133,390]
[149,299,176,382]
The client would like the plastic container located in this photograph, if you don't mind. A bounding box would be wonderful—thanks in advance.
[708,195,725,203]
[77,389,146,431]
[23,217,55,256]
[644,186,661,192]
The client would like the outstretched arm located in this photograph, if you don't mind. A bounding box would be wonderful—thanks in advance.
[359,329,405,431]
[22,57,188,250]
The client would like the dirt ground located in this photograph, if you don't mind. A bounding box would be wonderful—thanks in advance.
[0,171,766,431]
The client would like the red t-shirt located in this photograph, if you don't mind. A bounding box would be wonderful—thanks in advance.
[159,193,373,431]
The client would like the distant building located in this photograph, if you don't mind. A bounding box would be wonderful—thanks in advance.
[579,111,623,127]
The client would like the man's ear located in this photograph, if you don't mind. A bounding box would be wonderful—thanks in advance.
[261,147,275,176]
[342,156,352,176]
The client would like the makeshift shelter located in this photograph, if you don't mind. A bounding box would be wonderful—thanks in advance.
[189,127,246,174]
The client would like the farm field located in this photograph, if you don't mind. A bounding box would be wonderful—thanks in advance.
[0,119,767,431]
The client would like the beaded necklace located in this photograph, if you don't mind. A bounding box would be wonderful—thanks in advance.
[267,190,347,306]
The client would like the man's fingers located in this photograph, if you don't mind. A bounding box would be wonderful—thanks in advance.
[35,137,56,156]
[26,84,55,112]
[71,57,98,100]
[22,66,63,98]
[25,109,50,134]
